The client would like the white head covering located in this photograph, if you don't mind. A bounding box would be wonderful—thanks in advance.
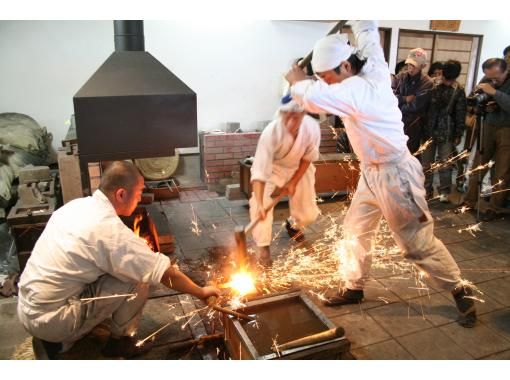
[311,33,356,73]
[278,99,304,113]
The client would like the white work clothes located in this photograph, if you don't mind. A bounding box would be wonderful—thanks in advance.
[291,20,463,292]
[291,21,409,165]
[342,151,462,291]
[18,190,170,343]
[249,115,321,247]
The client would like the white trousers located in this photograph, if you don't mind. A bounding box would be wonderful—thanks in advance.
[342,151,462,292]
[18,275,149,344]
[249,166,320,247]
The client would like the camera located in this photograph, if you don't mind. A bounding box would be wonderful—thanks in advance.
[466,89,491,107]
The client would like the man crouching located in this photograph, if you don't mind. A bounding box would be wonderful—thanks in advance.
[17,161,220,359]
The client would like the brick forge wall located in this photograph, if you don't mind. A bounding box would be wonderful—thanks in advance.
[200,132,261,184]
[200,117,338,185]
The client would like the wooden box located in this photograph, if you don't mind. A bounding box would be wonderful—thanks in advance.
[223,291,350,360]
[239,153,360,198]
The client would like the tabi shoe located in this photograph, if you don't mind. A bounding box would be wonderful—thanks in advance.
[452,286,477,328]
[257,246,273,267]
[285,219,305,242]
[101,335,154,359]
[323,289,364,307]
[439,193,449,203]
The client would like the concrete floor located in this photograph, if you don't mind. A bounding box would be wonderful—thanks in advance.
[1,188,510,360]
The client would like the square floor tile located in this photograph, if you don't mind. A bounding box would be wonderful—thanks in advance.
[330,312,391,349]
[367,303,434,337]
[396,328,473,359]
[440,321,510,359]
[351,339,414,360]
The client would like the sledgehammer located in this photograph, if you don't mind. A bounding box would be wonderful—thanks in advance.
[272,326,345,352]
[234,193,286,268]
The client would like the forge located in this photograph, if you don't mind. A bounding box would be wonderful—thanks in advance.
[223,291,350,360]
[121,207,160,252]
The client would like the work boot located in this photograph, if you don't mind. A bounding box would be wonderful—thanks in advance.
[257,246,273,267]
[452,286,477,328]
[323,289,364,307]
[101,335,154,359]
[285,219,305,242]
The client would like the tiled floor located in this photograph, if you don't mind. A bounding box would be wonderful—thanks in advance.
[1,188,510,360]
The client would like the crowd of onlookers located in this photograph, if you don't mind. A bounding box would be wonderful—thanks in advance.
[388,45,510,221]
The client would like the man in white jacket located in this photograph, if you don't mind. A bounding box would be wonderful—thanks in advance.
[249,98,321,265]
[18,161,220,358]
[285,20,476,327]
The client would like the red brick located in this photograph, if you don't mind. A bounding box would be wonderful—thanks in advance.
[215,153,233,160]
[204,147,224,154]
[207,135,226,141]
[205,160,225,167]
[233,152,247,159]
[215,140,232,147]
[242,145,256,152]
[223,159,240,166]
[206,166,227,173]
[204,154,216,161]
[224,146,242,153]
[204,140,216,148]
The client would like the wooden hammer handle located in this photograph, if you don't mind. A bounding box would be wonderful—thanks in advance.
[245,192,286,235]
[274,326,345,352]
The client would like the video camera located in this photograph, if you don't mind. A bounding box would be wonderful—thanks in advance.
[466,88,491,107]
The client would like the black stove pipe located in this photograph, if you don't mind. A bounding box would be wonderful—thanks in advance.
[114,20,145,52]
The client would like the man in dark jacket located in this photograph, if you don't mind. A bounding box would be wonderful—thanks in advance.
[394,48,434,154]
[462,58,510,221]
[422,60,466,202]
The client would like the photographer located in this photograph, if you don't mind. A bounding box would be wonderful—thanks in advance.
[462,58,510,221]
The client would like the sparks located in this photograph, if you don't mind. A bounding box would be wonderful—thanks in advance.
[190,204,202,236]
[80,293,137,304]
[458,223,482,237]
[459,160,495,179]
[223,270,256,297]
[413,138,433,156]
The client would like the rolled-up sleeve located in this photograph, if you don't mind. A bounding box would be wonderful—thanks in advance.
[292,79,357,118]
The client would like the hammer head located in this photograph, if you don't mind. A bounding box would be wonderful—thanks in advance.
[234,226,248,269]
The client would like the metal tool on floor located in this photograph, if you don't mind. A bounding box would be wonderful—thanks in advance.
[234,193,286,268]
[166,333,224,354]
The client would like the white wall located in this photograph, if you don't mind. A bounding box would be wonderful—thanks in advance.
[1,20,508,159]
